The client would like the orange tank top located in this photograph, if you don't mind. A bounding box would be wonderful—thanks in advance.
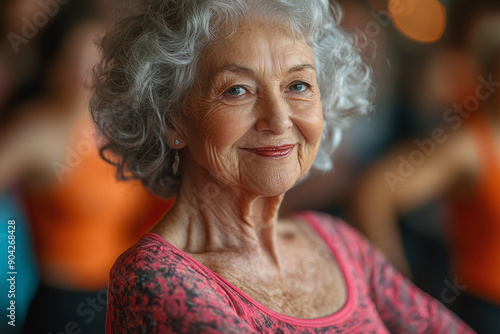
[449,114,500,303]
[23,117,174,290]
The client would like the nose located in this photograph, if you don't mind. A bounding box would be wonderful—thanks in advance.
[254,92,293,135]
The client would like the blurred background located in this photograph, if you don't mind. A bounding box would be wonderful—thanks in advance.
[0,0,499,333]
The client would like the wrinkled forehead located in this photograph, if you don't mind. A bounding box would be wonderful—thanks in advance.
[197,17,314,77]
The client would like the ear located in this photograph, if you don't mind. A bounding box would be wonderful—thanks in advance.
[166,116,188,149]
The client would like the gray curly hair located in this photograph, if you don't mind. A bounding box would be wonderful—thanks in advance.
[91,0,374,198]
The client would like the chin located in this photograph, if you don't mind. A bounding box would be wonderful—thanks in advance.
[247,169,302,197]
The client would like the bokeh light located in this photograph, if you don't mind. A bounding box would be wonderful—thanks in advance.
[389,0,446,43]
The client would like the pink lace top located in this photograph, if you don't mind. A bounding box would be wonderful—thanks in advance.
[106,211,474,333]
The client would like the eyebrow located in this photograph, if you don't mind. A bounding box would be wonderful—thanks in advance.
[287,63,316,73]
[214,63,316,75]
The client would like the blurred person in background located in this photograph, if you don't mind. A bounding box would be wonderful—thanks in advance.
[0,3,172,333]
[0,1,69,332]
[350,4,500,333]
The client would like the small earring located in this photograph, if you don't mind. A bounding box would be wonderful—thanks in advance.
[174,139,180,146]
[172,150,180,175]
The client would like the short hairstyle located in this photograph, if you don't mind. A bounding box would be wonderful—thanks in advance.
[91,0,374,198]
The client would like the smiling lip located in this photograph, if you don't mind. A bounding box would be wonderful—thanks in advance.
[242,145,296,158]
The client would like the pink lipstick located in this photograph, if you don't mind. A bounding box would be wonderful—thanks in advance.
[242,145,295,158]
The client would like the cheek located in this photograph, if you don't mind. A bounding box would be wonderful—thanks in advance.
[185,100,253,157]
[200,111,253,149]
[294,101,323,146]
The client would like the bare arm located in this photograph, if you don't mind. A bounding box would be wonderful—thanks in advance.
[0,107,62,191]
[349,129,478,276]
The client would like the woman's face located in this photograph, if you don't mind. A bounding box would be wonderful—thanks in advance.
[176,19,323,196]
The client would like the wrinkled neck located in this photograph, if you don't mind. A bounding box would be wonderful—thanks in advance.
[161,161,285,268]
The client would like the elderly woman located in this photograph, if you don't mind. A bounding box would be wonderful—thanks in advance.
[92,0,473,332]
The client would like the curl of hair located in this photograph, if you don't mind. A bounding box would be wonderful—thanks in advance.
[91,0,374,198]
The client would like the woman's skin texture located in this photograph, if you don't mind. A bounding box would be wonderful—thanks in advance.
[151,18,347,318]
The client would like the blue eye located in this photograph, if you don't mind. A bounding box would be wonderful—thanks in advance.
[225,86,246,96]
[289,82,309,92]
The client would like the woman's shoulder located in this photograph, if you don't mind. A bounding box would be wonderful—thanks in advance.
[106,236,244,333]
[108,233,233,307]
[290,210,366,242]
[290,210,375,261]
[109,233,213,291]
[111,233,182,272]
